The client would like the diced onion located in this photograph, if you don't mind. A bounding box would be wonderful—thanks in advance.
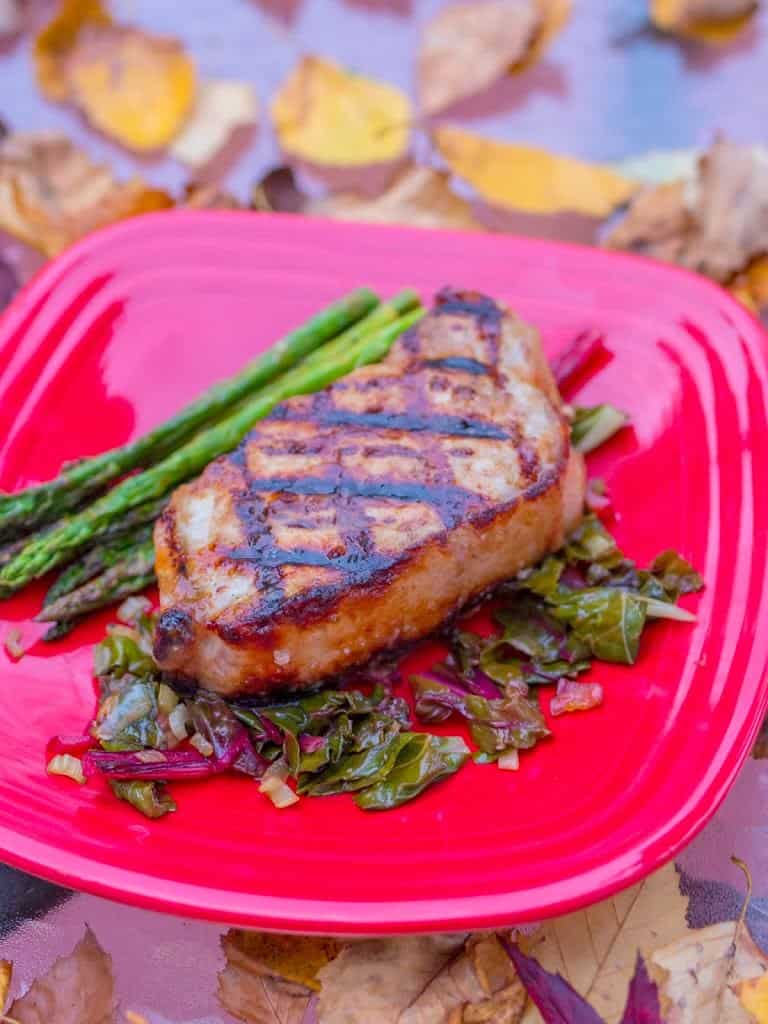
[157,683,179,716]
[4,627,24,660]
[117,595,152,625]
[498,749,520,771]
[134,750,167,764]
[259,774,299,808]
[189,732,214,757]
[47,754,85,784]
[106,623,138,639]
[168,703,190,741]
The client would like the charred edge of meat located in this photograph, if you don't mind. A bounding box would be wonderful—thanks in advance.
[154,607,197,663]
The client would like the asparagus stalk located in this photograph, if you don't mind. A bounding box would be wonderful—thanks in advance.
[0,302,424,592]
[37,537,155,622]
[44,525,153,606]
[42,618,80,642]
[0,287,379,540]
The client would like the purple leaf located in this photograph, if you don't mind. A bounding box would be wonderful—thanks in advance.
[502,940,605,1024]
[84,749,218,780]
[299,734,326,753]
[620,955,663,1024]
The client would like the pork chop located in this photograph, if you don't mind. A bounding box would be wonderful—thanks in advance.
[153,288,586,696]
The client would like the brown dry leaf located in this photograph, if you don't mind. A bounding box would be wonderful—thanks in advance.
[650,0,758,43]
[183,182,241,209]
[401,935,526,1024]
[418,0,570,115]
[734,972,768,1022]
[170,79,259,169]
[521,861,689,1024]
[435,126,636,219]
[0,959,11,1009]
[606,139,768,283]
[8,927,114,1024]
[651,920,768,1023]
[316,934,467,1023]
[0,133,172,257]
[271,56,411,167]
[251,166,306,214]
[418,0,539,115]
[218,930,337,1023]
[309,164,481,230]
[34,3,196,151]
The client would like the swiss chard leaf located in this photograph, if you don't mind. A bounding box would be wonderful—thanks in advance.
[494,600,567,662]
[109,779,176,819]
[550,588,647,665]
[94,679,160,751]
[564,514,623,567]
[93,633,156,679]
[355,733,469,811]
[651,550,704,597]
[300,733,410,796]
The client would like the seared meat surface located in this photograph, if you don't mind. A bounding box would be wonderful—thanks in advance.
[154,289,585,696]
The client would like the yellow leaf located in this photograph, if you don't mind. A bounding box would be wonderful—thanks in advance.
[435,125,636,217]
[650,0,758,43]
[9,927,114,1024]
[33,0,111,101]
[170,79,259,168]
[271,56,411,167]
[34,3,196,151]
[735,973,768,1022]
[0,132,172,256]
[521,861,690,1024]
[309,164,481,230]
[66,26,196,151]
[652,920,768,1023]
[0,960,11,1009]
[221,931,338,993]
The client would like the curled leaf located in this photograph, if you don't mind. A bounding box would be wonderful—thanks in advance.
[9,927,114,1024]
[171,79,259,169]
[418,0,540,116]
[0,133,171,257]
[35,3,196,151]
[435,126,636,217]
[271,56,411,167]
[309,164,481,230]
[606,139,768,283]
[650,0,758,43]
[418,0,570,115]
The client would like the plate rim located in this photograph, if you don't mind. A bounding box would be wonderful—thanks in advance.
[1,209,767,933]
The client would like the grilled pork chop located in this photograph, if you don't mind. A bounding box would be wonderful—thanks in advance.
[154,289,586,696]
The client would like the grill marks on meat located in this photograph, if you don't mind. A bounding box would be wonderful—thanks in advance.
[153,288,586,695]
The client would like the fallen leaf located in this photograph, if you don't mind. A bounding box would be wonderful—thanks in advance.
[251,165,306,213]
[435,126,636,218]
[400,934,526,1024]
[171,79,259,168]
[183,182,241,209]
[417,0,540,115]
[517,0,572,72]
[271,56,411,167]
[606,139,768,283]
[652,920,768,1023]
[309,164,481,230]
[222,932,339,993]
[8,927,115,1024]
[734,972,768,1021]
[650,0,758,43]
[0,959,11,1008]
[522,861,689,1023]
[33,0,111,102]
[730,257,768,317]
[35,3,196,151]
[218,931,335,1023]
[316,934,466,1023]
[0,133,172,256]
[619,956,663,1024]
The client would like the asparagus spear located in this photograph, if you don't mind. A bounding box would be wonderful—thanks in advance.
[37,537,155,622]
[0,287,379,540]
[44,525,153,606]
[42,619,80,642]
[0,302,424,592]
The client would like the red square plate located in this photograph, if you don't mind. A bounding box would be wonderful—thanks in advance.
[1,211,767,933]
